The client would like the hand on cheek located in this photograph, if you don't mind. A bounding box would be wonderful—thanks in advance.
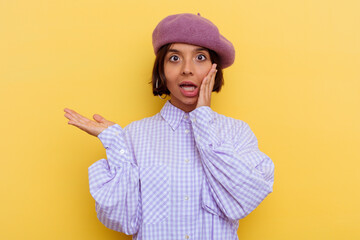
[196,63,217,109]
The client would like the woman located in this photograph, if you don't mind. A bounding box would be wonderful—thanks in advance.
[64,13,274,240]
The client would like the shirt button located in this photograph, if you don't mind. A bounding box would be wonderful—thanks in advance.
[185,235,190,239]
[184,196,189,200]
[185,129,190,134]
[119,149,125,154]
[192,118,196,123]
[184,115,188,119]
[115,131,120,136]
[185,158,190,163]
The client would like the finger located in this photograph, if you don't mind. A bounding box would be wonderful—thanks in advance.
[204,69,215,94]
[204,75,210,97]
[71,116,100,132]
[202,75,210,92]
[68,109,93,125]
[198,76,207,101]
[210,69,217,92]
[64,108,83,122]
[67,118,87,130]
[204,67,217,102]
[204,76,212,102]
[64,112,74,121]
[94,114,116,129]
[210,63,217,74]
[93,114,105,123]
[202,64,214,86]
[204,64,217,87]
[64,108,78,120]
[64,111,84,125]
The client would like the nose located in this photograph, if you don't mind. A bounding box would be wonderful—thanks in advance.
[181,58,194,75]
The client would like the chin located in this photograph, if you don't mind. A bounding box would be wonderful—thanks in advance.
[182,97,198,106]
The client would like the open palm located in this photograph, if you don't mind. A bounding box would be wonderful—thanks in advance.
[64,108,115,137]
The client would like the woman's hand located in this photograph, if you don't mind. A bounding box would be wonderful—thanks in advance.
[64,108,115,137]
[196,63,217,109]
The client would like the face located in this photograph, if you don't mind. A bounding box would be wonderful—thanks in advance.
[164,43,213,112]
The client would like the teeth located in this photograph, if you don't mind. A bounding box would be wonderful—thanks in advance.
[181,86,196,91]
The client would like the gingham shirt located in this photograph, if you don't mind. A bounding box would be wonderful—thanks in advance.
[88,101,274,240]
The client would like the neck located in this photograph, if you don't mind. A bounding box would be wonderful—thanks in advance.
[169,99,196,113]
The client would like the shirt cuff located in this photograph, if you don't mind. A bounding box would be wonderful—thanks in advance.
[189,106,222,149]
[97,124,123,149]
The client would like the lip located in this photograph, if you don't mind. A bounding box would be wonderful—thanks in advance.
[178,81,199,97]
[179,81,198,87]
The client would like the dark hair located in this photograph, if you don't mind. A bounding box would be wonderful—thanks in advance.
[151,43,224,96]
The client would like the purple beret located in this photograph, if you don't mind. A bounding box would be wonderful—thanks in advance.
[152,13,235,69]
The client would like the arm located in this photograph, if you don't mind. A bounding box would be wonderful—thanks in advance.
[189,107,274,221]
[88,124,141,234]
[63,108,141,234]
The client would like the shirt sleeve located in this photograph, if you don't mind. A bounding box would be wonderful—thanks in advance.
[189,107,275,221]
[88,124,141,235]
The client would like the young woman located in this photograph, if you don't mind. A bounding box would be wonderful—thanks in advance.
[64,13,274,240]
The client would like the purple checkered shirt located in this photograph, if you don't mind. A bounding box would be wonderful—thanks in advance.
[88,101,274,240]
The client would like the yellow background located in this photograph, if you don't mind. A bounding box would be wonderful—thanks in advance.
[1,0,359,239]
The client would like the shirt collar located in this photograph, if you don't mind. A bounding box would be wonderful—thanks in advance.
[160,100,187,131]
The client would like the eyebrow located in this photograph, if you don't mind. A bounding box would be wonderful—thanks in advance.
[167,47,208,53]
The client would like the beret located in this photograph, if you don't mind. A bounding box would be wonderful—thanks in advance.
[152,13,235,69]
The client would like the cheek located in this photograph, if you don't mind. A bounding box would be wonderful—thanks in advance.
[199,66,212,79]
[164,66,178,82]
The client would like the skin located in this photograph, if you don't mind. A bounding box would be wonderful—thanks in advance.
[64,42,218,137]
[164,43,217,112]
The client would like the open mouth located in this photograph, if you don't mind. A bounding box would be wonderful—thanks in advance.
[179,82,197,91]
[179,81,199,97]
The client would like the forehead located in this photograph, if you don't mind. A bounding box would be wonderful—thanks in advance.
[167,43,209,53]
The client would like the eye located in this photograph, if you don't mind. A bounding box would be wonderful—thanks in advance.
[169,55,180,62]
[197,54,207,61]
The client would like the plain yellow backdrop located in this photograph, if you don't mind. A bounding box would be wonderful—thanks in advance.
[1,0,359,239]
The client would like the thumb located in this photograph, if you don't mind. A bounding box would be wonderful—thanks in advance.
[93,114,105,123]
